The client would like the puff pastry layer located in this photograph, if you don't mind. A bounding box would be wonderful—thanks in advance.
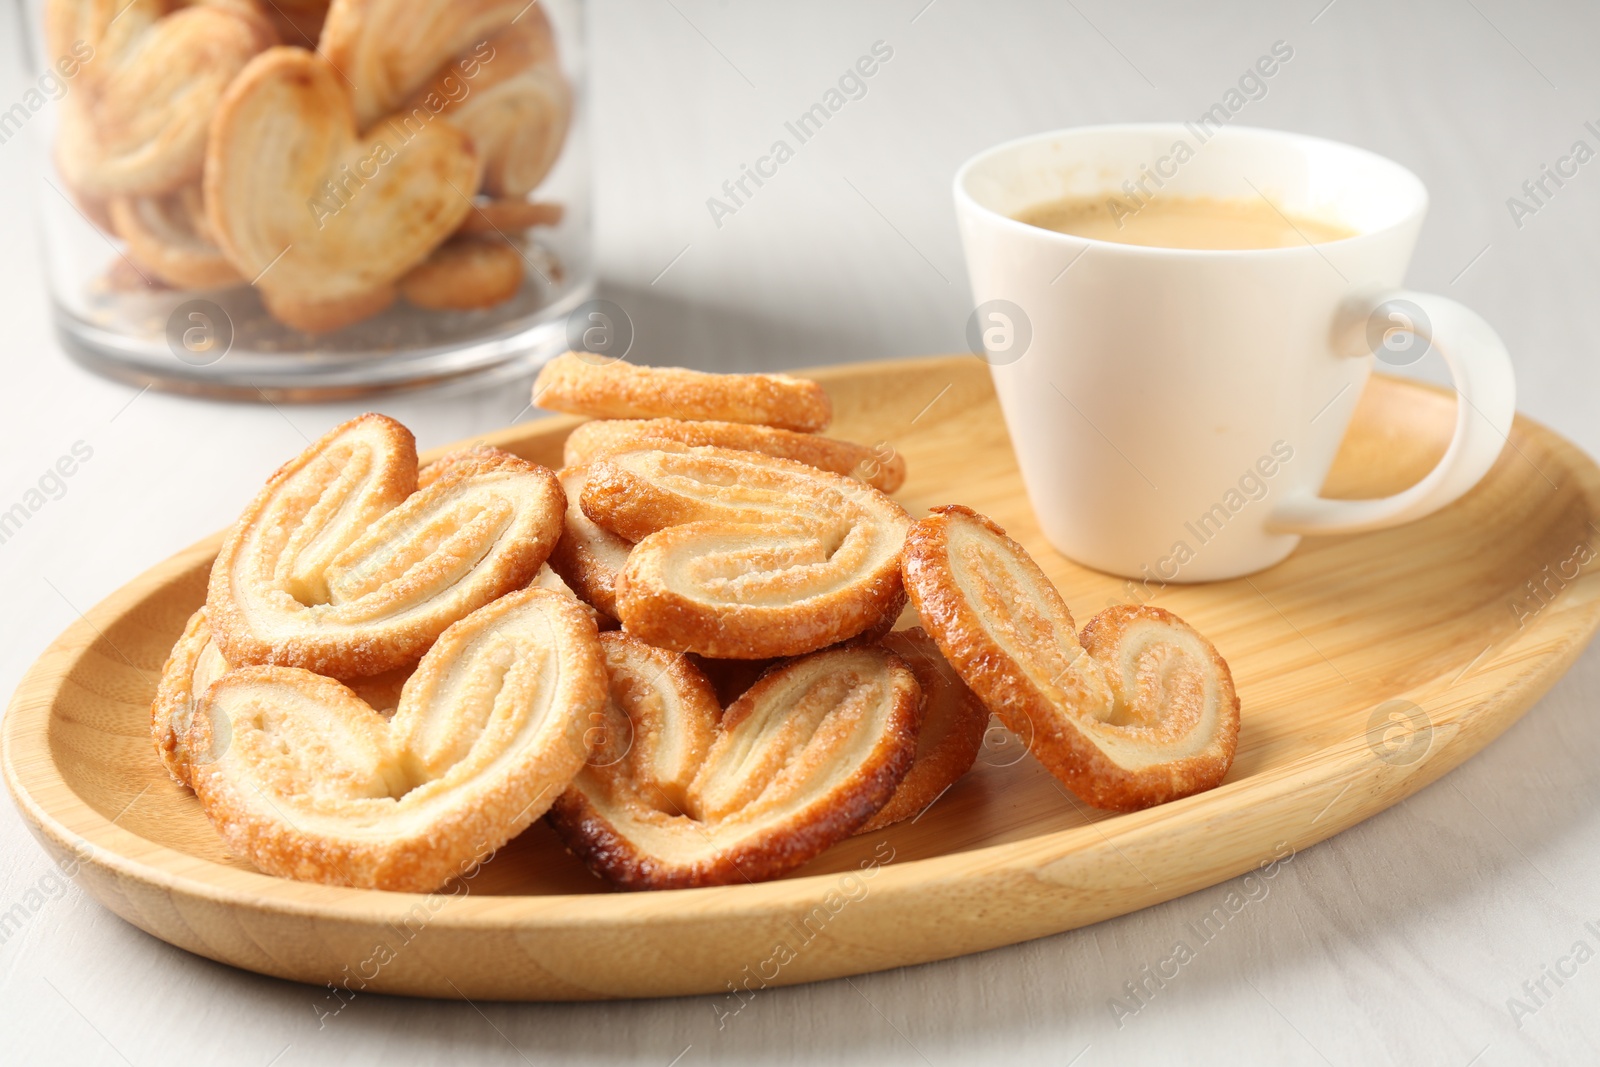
[109,185,242,290]
[191,587,605,891]
[546,466,632,621]
[206,414,564,678]
[534,354,833,432]
[582,444,911,659]
[50,0,275,198]
[406,13,570,198]
[857,627,989,833]
[563,418,906,494]
[155,558,581,790]
[902,505,1240,811]
[320,0,529,127]
[399,237,524,310]
[152,606,414,787]
[548,635,920,889]
[204,47,482,329]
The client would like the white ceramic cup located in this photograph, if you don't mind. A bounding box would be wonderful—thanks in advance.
[954,123,1515,582]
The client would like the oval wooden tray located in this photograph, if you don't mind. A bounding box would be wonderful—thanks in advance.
[6,356,1600,1001]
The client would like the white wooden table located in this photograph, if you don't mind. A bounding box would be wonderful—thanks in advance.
[3,1,1598,1064]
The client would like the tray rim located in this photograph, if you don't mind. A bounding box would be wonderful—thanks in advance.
[6,357,1600,990]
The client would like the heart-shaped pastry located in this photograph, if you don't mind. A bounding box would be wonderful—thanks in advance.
[155,560,585,787]
[856,627,990,833]
[563,417,907,493]
[902,505,1240,811]
[581,444,912,658]
[404,13,571,199]
[153,606,411,787]
[108,184,242,290]
[206,413,565,679]
[534,354,834,432]
[398,236,524,310]
[204,47,483,331]
[548,635,921,889]
[319,0,530,128]
[191,587,607,891]
[50,0,276,198]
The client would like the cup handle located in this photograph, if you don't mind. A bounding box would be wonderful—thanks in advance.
[1267,289,1516,536]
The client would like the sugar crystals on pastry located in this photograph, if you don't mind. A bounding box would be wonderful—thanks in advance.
[153,606,417,788]
[533,353,833,432]
[856,627,990,833]
[205,413,565,678]
[581,443,911,659]
[901,505,1240,811]
[548,635,921,889]
[563,417,906,494]
[546,465,632,621]
[191,587,606,891]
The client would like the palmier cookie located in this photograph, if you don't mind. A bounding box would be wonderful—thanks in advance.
[402,12,570,199]
[546,466,631,620]
[582,444,911,659]
[856,628,990,833]
[154,550,571,789]
[902,506,1240,811]
[206,413,564,678]
[152,607,415,787]
[320,0,529,128]
[548,634,920,889]
[399,237,524,311]
[108,185,243,291]
[563,418,906,494]
[49,0,276,198]
[205,48,482,332]
[534,353,832,433]
[191,588,606,891]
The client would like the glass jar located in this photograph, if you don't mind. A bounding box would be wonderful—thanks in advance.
[16,0,591,400]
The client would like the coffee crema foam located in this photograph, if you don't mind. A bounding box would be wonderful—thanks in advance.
[1015,194,1354,250]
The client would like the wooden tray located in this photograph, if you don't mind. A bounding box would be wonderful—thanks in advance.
[6,356,1600,1001]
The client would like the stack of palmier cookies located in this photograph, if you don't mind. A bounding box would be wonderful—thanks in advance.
[152,356,1241,893]
[51,0,571,331]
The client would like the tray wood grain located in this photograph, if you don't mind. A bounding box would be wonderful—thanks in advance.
[6,355,1599,1000]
